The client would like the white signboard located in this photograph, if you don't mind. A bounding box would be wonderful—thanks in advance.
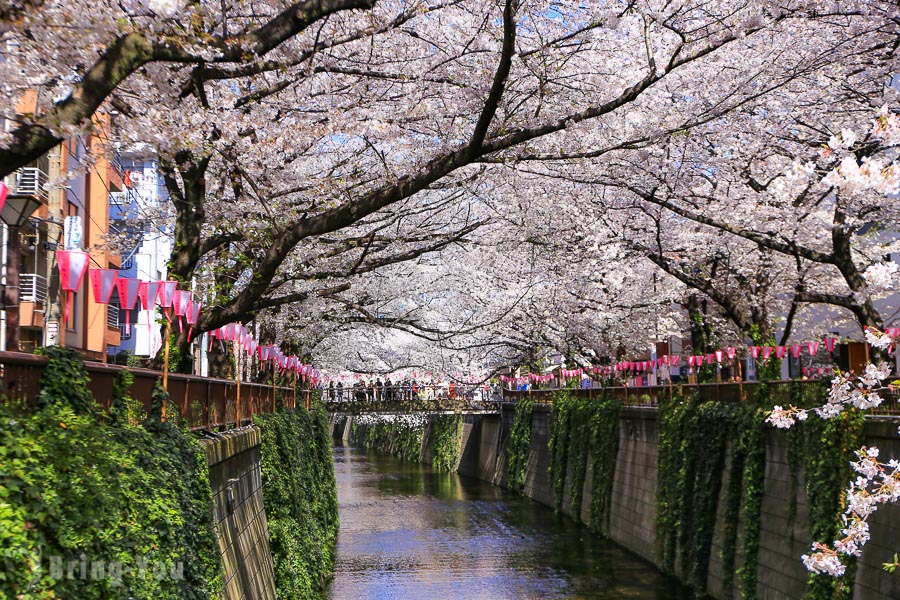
[64,216,82,249]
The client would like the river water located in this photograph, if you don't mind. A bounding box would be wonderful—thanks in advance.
[324,444,689,600]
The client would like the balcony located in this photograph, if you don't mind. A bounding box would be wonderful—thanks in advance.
[10,167,49,201]
[19,273,47,304]
[107,304,119,328]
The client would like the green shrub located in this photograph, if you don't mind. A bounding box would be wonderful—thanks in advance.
[0,348,222,599]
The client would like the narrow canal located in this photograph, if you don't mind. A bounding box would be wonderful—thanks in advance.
[325,444,689,599]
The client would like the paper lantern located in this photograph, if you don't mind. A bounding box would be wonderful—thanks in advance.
[139,281,161,310]
[56,250,90,324]
[116,278,142,334]
[157,281,178,330]
[89,269,119,304]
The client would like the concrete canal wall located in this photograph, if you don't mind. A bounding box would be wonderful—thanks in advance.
[199,427,277,600]
[334,407,900,600]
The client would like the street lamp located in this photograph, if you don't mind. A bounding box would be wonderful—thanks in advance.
[2,183,44,352]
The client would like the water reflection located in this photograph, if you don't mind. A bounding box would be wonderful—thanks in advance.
[325,444,689,600]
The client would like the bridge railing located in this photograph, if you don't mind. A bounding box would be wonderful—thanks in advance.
[502,380,900,415]
[0,351,305,430]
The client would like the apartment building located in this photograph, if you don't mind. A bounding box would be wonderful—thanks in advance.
[1,102,123,359]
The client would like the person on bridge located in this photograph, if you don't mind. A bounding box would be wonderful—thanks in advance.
[375,378,383,401]
[336,381,344,401]
[384,378,393,402]
[328,381,335,401]
[411,379,419,400]
[449,381,457,400]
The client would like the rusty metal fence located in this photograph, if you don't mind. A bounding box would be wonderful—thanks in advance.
[503,380,900,415]
[0,351,307,430]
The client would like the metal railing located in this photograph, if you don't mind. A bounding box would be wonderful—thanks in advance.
[18,273,47,303]
[12,167,48,200]
[0,351,305,430]
[106,304,119,328]
[502,380,900,415]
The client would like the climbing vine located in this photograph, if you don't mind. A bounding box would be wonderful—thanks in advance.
[351,415,425,461]
[548,390,571,512]
[255,398,339,599]
[657,388,767,598]
[736,406,766,600]
[431,414,463,472]
[506,395,535,492]
[587,390,622,534]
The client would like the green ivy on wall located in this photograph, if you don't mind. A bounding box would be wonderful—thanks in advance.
[657,388,767,598]
[351,417,425,462]
[548,391,571,512]
[784,381,864,600]
[0,347,222,599]
[657,378,863,600]
[588,390,622,533]
[506,395,534,492]
[548,389,621,529]
[255,399,339,599]
[431,414,463,472]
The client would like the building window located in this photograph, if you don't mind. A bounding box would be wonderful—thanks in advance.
[65,292,76,331]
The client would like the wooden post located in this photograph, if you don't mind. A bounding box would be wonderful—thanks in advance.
[272,363,277,414]
[162,318,171,420]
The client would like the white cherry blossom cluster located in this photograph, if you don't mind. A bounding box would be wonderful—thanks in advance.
[863,262,899,291]
[818,108,900,196]
[766,334,899,577]
[765,361,894,428]
[864,326,895,351]
[802,447,900,576]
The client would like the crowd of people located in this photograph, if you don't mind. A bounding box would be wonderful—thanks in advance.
[323,378,499,403]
